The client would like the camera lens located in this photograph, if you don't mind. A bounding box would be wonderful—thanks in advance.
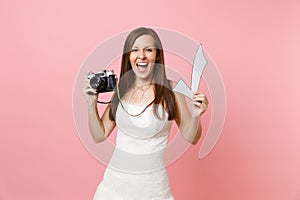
[88,70,116,93]
[90,76,102,89]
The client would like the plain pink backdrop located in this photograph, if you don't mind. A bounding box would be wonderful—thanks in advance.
[1,0,300,199]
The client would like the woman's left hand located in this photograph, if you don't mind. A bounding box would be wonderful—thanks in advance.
[192,92,209,118]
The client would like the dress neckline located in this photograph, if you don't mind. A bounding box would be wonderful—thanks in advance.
[120,100,155,107]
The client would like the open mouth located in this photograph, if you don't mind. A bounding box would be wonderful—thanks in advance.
[136,62,148,72]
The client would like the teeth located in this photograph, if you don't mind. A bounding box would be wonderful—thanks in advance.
[137,62,148,67]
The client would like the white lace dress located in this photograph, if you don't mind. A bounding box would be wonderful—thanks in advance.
[93,101,175,200]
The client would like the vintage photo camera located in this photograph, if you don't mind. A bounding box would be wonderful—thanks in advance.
[88,70,117,93]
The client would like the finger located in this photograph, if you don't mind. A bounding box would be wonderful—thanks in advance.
[84,87,96,93]
[193,91,206,95]
[84,78,94,87]
[194,99,203,104]
[194,96,205,100]
[193,91,203,94]
[85,72,94,81]
[86,78,92,85]
[193,93,206,99]
[194,95,208,104]
[85,82,92,89]
[84,84,92,90]
[193,97,205,103]
[194,99,209,108]
[86,91,97,95]
[85,82,90,89]
[192,101,201,107]
[200,103,208,110]
[83,88,97,95]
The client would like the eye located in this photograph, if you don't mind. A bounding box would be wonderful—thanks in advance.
[131,49,138,52]
[145,48,153,52]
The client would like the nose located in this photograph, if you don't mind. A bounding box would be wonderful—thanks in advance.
[137,49,146,59]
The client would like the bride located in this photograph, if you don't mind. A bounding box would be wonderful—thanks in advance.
[83,27,208,200]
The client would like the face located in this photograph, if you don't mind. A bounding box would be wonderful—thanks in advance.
[129,34,157,83]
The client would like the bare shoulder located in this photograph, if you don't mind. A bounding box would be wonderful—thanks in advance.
[168,79,178,90]
[168,80,185,102]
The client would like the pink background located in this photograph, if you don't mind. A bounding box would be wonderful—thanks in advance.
[1,0,300,199]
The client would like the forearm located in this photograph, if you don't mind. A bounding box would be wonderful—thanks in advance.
[182,116,202,145]
[88,104,106,143]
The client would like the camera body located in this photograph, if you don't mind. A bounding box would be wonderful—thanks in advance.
[88,70,117,93]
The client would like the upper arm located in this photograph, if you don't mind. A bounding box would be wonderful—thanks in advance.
[169,80,191,133]
[100,104,116,138]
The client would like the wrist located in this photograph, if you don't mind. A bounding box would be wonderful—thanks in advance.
[88,102,97,110]
[191,114,201,120]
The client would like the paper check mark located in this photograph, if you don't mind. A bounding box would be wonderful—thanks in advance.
[173,44,207,98]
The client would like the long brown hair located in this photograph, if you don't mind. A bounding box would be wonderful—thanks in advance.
[109,27,177,121]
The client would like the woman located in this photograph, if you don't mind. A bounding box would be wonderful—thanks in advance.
[83,27,208,200]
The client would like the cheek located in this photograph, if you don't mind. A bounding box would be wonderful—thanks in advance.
[129,55,135,65]
[153,53,158,62]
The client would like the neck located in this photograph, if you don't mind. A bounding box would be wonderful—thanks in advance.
[134,79,153,88]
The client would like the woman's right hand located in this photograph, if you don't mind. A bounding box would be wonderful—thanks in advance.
[82,74,98,107]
